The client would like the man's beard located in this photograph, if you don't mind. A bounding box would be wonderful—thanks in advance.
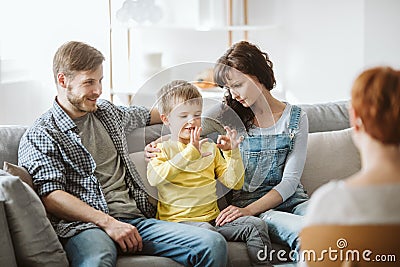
[67,88,98,113]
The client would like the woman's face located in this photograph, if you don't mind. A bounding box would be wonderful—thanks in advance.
[224,70,262,108]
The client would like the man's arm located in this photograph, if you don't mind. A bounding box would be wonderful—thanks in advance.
[42,190,143,253]
[149,107,162,125]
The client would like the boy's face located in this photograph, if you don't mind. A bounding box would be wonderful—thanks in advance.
[162,99,202,143]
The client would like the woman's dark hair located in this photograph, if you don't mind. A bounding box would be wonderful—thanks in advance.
[213,41,276,131]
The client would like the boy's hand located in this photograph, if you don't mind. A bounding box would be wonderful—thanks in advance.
[216,126,244,151]
[190,126,212,158]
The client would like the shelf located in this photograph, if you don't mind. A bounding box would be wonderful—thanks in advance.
[196,24,277,32]
[108,0,275,103]
[112,23,277,32]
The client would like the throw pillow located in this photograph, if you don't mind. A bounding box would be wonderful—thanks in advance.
[300,128,361,196]
[0,170,69,267]
[3,161,33,188]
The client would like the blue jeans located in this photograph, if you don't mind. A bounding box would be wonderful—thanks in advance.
[182,216,272,265]
[62,217,227,267]
[260,200,308,252]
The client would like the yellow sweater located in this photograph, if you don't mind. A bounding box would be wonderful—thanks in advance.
[147,140,244,222]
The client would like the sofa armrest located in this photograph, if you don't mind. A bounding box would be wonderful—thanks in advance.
[0,200,18,267]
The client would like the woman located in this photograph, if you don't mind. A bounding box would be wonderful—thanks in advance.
[146,41,309,253]
[302,66,400,227]
[211,41,309,253]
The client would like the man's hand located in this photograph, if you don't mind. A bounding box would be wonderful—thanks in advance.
[190,126,212,158]
[97,216,143,253]
[216,126,244,151]
[145,141,161,162]
[41,190,143,253]
[144,135,172,162]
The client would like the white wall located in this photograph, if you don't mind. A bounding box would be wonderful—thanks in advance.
[126,0,400,104]
[364,0,400,68]
[0,0,109,125]
[1,0,399,125]
[275,0,365,103]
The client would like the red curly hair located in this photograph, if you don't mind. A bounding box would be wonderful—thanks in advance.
[351,66,400,144]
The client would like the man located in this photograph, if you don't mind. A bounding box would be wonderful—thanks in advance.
[18,41,227,267]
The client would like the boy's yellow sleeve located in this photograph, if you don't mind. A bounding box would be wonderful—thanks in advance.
[147,143,201,186]
[214,147,244,190]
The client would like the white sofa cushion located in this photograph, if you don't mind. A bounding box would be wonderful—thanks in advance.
[301,128,361,196]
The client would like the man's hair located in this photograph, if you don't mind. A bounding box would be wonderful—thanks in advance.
[351,66,400,144]
[52,41,105,84]
[157,80,202,115]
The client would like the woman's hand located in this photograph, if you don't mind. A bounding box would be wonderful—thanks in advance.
[215,205,252,226]
[216,126,244,151]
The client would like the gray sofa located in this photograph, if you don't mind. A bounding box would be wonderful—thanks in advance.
[0,101,361,267]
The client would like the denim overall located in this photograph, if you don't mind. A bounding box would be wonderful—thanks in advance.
[232,105,309,212]
[231,105,309,252]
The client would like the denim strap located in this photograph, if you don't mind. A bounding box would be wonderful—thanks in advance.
[287,105,302,152]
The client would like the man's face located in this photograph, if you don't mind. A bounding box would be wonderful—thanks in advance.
[62,65,103,117]
[164,99,202,143]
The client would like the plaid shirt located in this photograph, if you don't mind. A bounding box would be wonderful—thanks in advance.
[18,99,156,238]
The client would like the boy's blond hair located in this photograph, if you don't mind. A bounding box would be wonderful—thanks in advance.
[157,80,203,115]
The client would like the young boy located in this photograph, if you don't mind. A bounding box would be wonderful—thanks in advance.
[147,80,272,266]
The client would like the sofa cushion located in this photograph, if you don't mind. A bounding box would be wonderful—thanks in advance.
[301,128,361,196]
[0,126,28,166]
[3,162,33,188]
[126,124,170,153]
[116,255,183,267]
[0,170,69,267]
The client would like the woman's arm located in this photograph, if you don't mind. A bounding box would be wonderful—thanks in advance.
[273,112,309,201]
[215,189,283,226]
